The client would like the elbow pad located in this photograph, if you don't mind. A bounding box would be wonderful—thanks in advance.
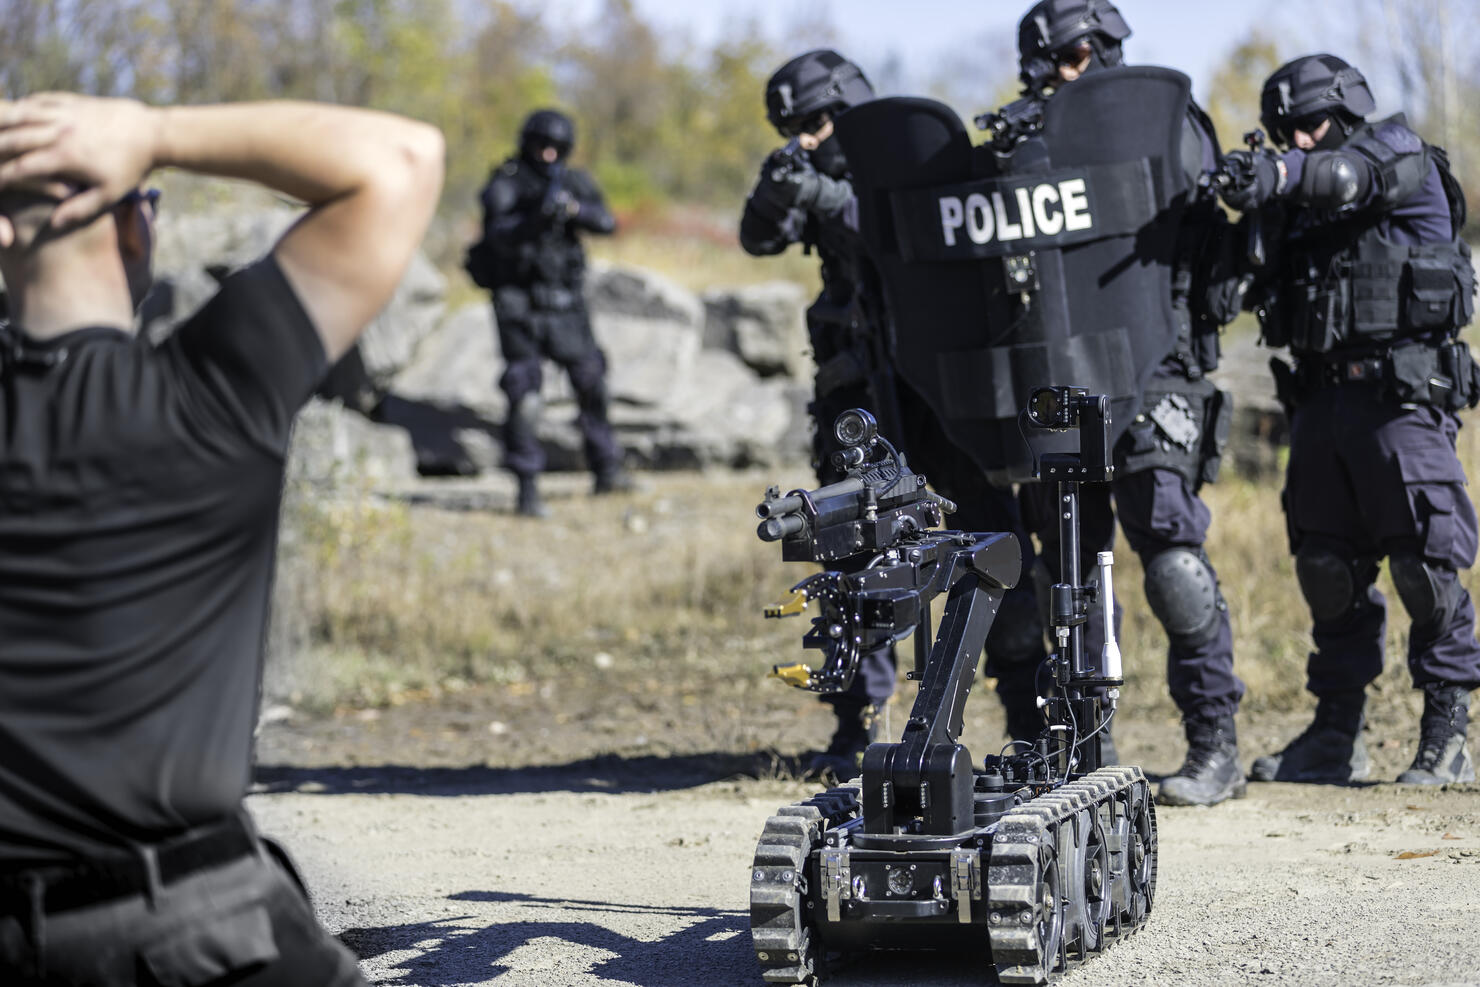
[1297,150,1371,209]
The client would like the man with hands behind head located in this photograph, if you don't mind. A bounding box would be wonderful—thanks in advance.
[0,93,443,985]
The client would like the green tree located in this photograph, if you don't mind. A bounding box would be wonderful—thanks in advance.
[1203,31,1285,153]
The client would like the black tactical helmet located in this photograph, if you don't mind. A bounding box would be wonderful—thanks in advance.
[1260,55,1376,148]
[520,109,575,160]
[1018,0,1131,92]
[764,49,875,136]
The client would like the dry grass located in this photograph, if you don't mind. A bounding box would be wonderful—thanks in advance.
[267,468,814,713]
[267,420,1480,732]
[586,226,821,295]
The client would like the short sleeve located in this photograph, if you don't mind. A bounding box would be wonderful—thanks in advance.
[163,257,328,456]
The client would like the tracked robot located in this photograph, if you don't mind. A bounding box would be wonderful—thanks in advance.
[749,390,1155,985]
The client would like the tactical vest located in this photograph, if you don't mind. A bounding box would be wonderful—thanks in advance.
[1263,118,1475,355]
[480,158,588,289]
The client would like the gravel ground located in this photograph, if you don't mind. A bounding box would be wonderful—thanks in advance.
[250,697,1480,987]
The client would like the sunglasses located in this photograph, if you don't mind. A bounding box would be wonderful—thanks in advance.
[779,111,830,139]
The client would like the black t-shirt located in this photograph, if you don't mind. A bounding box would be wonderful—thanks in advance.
[0,258,325,862]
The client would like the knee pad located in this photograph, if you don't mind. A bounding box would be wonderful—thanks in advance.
[1390,554,1461,629]
[1295,547,1357,624]
[499,359,543,401]
[1142,547,1222,648]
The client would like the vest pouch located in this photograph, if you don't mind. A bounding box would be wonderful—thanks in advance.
[1439,339,1480,410]
[1402,252,1461,331]
[463,238,498,289]
[1388,343,1455,407]
[1454,241,1475,327]
[1289,281,1346,352]
[1351,254,1403,337]
[1258,289,1292,348]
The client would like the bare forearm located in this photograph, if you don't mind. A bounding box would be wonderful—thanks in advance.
[155,101,445,360]
[152,101,443,208]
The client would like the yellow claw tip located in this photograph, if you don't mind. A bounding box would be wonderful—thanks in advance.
[769,663,815,688]
[763,588,810,619]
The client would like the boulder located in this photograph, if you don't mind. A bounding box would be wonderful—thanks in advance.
[286,398,418,489]
[585,261,704,327]
[147,208,446,385]
[702,281,811,379]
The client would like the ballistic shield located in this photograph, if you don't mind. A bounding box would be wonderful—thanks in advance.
[834,66,1193,482]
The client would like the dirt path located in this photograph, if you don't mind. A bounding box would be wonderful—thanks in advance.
[251,700,1480,987]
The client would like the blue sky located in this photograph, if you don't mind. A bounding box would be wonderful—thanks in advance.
[566,0,1296,102]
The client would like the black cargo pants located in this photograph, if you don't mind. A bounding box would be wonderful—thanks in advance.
[0,816,364,986]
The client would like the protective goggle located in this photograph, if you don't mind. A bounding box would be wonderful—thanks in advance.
[1054,40,1093,67]
[1269,112,1329,147]
[778,110,831,139]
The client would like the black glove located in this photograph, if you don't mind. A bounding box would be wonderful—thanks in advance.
[1219,149,1284,211]
[753,157,821,213]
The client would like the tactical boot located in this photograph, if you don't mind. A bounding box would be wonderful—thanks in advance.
[593,467,635,495]
[1250,690,1370,783]
[1158,713,1246,806]
[805,702,879,782]
[515,475,549,519]
[1397,684,1475,784]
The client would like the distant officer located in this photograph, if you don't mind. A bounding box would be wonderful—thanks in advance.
[0,93,444,984]
[998,0,1247,806]
[1218,54,1479,784]
[741,50,1048,777]
[470,109,626,517]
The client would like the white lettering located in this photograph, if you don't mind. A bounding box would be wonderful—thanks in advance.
[992,191,1022,241]
[965,192,994,244]
[1032,183,1063,235]
[1014,187,1036,238]
[939,197,964,247]
[1060,178,1092,231]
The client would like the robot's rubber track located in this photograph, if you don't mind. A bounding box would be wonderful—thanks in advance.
[749,783,861,985]
[988,766,1157,985]
[747,768,1156,986]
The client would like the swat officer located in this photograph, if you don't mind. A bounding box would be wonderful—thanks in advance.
[742,50,1048,777]
[996,0,1247,806]
[1217,54,1479,785]
[470,109,626,517]
[0,92,443,984]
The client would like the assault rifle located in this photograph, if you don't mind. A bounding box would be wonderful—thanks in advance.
[1201,128,1270,267]
[539,161,570,225]
[767,137,806,182]
[974,95,1045,153]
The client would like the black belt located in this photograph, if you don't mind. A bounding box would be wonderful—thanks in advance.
[0,813,258,916]
[1299,353,1387,388]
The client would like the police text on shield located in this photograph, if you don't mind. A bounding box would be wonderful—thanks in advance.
[938,179,1092,247]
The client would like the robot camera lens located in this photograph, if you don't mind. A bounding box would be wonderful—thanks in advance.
[1027,387,1063,427]
[833,409,878,448]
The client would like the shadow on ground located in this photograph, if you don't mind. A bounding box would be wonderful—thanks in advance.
[373,394,498,478]
[340,890,999,987]
[340,891,751,986]
[253,749,807,797]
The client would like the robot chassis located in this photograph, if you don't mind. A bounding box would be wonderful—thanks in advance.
[749,390,1157,985]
